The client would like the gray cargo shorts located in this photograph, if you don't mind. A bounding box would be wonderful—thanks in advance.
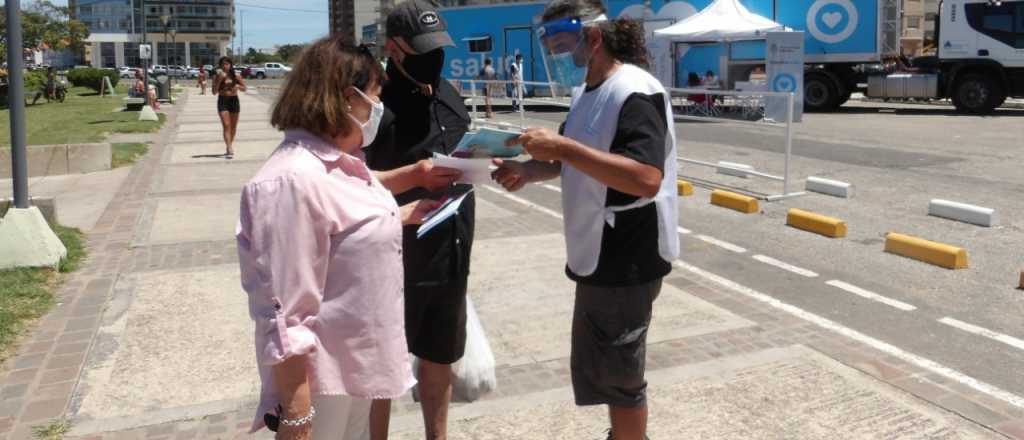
[570,278,662,408]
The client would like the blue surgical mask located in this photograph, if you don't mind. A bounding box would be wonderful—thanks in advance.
[547,51,588,89]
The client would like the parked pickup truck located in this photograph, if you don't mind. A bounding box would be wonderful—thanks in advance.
[247,62,291,79]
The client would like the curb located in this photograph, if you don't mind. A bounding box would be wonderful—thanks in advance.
[716,161,753,178]
[928,199,998,227]
[884,232,968,270]
[806,176,855,199]
[711,190,759,214]
[786,208,847,238]
[677,180,694,196]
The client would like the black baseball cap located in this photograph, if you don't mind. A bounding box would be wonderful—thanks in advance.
[386,0,454,54]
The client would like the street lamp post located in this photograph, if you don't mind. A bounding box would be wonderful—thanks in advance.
[5,0,28,208]
[141,0,150,107]
[160,14,171,104]
[161,14,170,67]
[169,28,176,104]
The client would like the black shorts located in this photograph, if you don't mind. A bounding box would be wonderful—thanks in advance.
[571,278,662,408]
[217,95,240,113]
[405,281,468,365]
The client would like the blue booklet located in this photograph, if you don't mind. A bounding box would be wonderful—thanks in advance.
[452,127,524,158]
[417,190,474,239]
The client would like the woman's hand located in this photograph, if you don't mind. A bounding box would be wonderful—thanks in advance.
[509,127,570,162]
[400,199,443,225]
[272,356,313,439]
[491,158,529,192]
[416,159,462,191]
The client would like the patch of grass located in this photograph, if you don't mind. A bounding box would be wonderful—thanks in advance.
[52,224,86,273]
[0,225,86,358]
[0,85,165,146]
[111,142,150,168]
[32,417,71,440]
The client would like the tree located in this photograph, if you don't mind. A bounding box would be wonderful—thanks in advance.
[243,47,282,65]
[275,44,306,63]
[0,1,90,63]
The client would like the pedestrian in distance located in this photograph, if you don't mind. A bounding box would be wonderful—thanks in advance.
[510,53,525,111]
[213,56,246,159]
[365,0,477,438]
[31,67,64,105]
[197,66,207,95]
[703,69,719,88]
[237,36,457,440]
[130,70,146,97]
[481,57,497,118]
[492,0,679,438]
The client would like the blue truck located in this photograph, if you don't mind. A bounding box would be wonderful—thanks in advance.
[440,0,1024,113]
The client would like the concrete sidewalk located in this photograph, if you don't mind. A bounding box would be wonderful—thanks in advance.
[0,88,1020,439]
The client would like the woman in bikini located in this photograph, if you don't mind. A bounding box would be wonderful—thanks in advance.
[213,56,246,158]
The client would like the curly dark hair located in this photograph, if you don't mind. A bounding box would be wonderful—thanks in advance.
[541,0,650,69]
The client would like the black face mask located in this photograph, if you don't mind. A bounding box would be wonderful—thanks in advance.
[391,48,445,88]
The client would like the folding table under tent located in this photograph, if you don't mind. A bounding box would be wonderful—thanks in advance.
[653,0,790,88]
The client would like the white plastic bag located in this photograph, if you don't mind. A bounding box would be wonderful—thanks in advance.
[412,296,497,403]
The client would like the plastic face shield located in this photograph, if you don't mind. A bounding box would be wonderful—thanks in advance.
[538,14,606,89]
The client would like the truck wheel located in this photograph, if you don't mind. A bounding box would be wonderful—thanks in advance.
[837,88,853,107]
[952,74,1003,114]
[804,73,839,112]
[256,72,266,80]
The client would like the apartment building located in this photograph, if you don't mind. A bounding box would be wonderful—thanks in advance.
[76,0,234,68]
[329,0,378,43]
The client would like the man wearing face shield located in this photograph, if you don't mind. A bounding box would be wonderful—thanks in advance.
[492,0,679,438]
[363,1,474,439]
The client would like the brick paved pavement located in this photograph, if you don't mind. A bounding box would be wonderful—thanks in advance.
[0,89,1021,439]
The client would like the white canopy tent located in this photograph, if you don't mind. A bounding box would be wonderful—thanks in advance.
[653,0,788,43]
[653,0,790,89]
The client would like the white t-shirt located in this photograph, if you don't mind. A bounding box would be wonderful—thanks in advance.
[510,61,523,81]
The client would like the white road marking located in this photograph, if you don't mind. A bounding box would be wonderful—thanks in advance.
[674,261,1024,410]
[752,255,819,278]
[480,185,563,219]
[939,317,1024,351]
[696,235,747,253]
[826,280,917,311]
[540,184,562,193]
[483,185,1024,410]
[677,226,692,235]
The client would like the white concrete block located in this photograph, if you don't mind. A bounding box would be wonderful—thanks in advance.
[0,207,67,270]
[716,161,754,178]
[806,176,855,199]
[139,105,160,121]
[928,199,998,227]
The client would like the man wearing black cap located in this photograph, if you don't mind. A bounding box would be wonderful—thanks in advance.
[365,1,474,438]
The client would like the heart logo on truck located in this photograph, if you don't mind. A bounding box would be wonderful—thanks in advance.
[807,0,859,44]
[822,12,843,29]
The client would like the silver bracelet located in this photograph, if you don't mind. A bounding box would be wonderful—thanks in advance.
[279,405,316,427]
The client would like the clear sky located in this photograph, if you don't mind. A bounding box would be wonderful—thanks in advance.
[39,0,331,50]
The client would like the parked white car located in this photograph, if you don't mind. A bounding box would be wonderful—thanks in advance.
[118,66,139,78]
[248,62,291,79]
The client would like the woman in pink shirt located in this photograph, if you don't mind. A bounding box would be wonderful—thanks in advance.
[237,37,457,439]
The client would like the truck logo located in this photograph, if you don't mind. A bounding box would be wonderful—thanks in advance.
[807,0,859,44]
[772,73,798,93]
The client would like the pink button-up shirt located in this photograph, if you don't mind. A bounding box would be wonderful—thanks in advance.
[237,130,415,432]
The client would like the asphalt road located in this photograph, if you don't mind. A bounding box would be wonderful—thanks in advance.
[253,89,1024,406]
[489,100,1024,402]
